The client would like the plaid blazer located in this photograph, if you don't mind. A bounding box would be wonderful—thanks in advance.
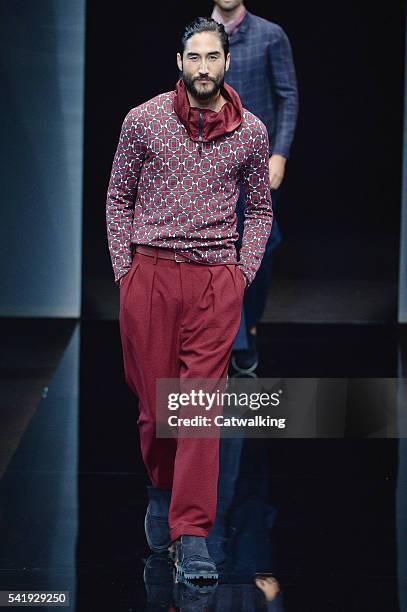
[224,10,299,159]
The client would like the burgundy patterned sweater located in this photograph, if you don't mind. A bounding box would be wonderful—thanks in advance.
[106,79,273,287]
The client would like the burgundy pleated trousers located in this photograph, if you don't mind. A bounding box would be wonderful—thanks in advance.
[119,247,245,542]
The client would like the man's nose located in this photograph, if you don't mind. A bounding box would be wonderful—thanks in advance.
[198,61,209,74]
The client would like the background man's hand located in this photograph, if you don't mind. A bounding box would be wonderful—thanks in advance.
[255,575,280,601]
[268,153,287,190]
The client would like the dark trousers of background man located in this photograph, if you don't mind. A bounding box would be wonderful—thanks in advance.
[232,185,281,350]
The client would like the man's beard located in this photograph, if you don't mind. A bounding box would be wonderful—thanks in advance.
[182,71,224,101]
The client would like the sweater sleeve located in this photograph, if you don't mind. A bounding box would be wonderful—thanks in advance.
[106,108,147,285]
[267,25,299,159]
[237,121,273,287]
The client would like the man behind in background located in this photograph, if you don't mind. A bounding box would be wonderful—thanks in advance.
[212,0,299,371]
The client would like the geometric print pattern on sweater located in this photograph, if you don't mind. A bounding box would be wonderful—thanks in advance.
[106,91,273,287]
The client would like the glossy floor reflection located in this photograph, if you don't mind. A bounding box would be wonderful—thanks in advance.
[0,320,406,611]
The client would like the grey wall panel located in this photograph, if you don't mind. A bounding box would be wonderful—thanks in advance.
[0,0,85,317]
[400,10,407,323]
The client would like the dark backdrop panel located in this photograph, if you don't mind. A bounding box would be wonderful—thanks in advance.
[82,1,404,320]
[0,0,85,317]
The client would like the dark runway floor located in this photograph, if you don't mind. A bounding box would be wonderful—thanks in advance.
[0,319,406,611]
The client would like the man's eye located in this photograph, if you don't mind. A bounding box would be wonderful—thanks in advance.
[209,55,218,61]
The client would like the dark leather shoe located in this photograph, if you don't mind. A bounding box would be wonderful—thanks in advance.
[173,535,218,591]
[231,333,259,373]
[144,486,171,552]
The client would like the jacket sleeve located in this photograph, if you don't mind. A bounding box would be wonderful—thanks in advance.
[267,25,299,159]
[238,121,273,287]
[106,108,147,285]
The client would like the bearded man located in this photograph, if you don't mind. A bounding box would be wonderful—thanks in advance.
[106,16,272,587]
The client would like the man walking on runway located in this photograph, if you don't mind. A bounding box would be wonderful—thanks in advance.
[106,17,272,587]
[212,0,299,372]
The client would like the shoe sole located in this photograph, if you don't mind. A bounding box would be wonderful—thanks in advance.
[175,564,218,591]
[231,354,259,374]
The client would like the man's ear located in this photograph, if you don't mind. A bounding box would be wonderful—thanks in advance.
[176,52,183,72]
[225,52,231,72]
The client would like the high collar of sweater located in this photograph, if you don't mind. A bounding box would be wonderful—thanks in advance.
[173,78,243,143]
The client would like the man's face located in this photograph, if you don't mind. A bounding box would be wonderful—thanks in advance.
[177,32,230,101]
[213,0,244,12]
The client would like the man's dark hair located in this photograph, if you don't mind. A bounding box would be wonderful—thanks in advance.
[180,17,229,58]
